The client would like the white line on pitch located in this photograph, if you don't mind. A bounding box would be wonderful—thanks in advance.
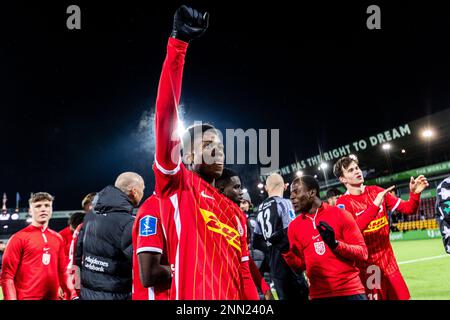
[398,255,450,265]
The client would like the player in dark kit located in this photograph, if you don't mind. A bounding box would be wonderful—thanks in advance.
[334,155,429,300]
[253,173,309,300]
[152,5,258,299]
[436,176,450,254]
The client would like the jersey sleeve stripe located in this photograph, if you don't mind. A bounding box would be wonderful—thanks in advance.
[154,157,181,175]
[169,194,181,300]
[148,287,155,300]
[136,247,163,254]
[391,198,402,212]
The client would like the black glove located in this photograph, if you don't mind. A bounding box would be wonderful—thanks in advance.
[317,221,338,250]
[267,228,290,253]
[171,5,209,43]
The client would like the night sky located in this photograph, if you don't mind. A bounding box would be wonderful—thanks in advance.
[1,1,450,209]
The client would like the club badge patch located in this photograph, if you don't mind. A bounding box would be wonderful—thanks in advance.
[337,204,345,210]
[42,248,51,265]
[139,215,157,237]
[314,241,326,255]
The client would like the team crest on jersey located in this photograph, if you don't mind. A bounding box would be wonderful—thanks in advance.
[337,204,345,210]
[42,248,51,265]
[314,241,326,255]
[139,215,157,237]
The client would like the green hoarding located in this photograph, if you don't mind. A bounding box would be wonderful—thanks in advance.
[390,229,442,241]
[368,161,450,186]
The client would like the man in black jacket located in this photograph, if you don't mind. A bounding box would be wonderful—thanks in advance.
[76,172,145,300]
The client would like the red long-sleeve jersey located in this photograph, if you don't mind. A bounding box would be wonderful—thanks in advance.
[0,225,77,300]
[153,37,257,300]
[283,202,367,299]
[132,195,170,300]
[67,222,82,295]
[58,226,72,264]
[336,185,420,276]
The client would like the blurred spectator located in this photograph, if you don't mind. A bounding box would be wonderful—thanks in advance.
[0,240,6,272]
[59,212,84,264]
[82,192,98,213]
[325,188,342,207]
[67,192,97,296]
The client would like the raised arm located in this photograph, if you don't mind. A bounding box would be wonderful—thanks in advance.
[338,186,395,231]
[154,6,209,174]
[385,176,428,215]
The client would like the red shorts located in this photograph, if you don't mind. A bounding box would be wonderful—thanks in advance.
[360,269,410,300]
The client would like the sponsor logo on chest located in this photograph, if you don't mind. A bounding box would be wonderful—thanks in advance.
[199,208,241,252]
[363,216,389,234]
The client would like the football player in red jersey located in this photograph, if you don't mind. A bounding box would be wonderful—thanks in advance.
[152,5,258,299]
[283,175,368,300]
[132,194,171,300]
[0,192,78,300]
[216,168,274,300]
[334,155,428,300]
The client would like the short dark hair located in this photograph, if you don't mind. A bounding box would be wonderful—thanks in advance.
[68,212,85,229]
[29,192,54,205]
[325,188,342,199]
[333,156,359,178]
[292,175,320,197]
[181,123,218,154]
[215,168,239,189]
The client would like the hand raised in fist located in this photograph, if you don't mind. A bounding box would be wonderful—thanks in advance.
[171,5,209,43]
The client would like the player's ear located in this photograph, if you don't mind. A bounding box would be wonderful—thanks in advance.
[339,176,346,184]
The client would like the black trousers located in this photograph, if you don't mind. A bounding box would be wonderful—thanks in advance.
[272,274,309,301]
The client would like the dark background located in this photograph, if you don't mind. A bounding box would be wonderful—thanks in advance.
[1,1,450,209]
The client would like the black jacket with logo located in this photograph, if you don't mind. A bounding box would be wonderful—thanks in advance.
[76,185,135,300]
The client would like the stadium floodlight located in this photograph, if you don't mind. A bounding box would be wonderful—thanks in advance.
[422,129,434,139]
[26,217,32,223]
[3,225,8,229]
[314,175,318,179]
[257,183,264,189]
[260,190,264,194]
[401,149,406,154]
[242,188,248,194]
[11,213,19,220]
[319,163,328,170]
[296,171,303,177]
[382,143,391,150]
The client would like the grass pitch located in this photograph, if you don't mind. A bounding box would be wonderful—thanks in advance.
[392,238,450,300]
